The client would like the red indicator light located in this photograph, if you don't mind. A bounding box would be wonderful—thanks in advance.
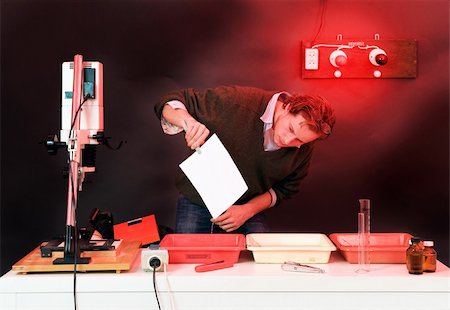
[335,55,347,66]
[329,50,348,68]
[369,48,388,66]
[375,54,388,65]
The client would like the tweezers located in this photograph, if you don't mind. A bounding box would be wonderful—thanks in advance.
[281,261,325,273]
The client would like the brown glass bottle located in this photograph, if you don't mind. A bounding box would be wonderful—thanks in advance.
[422,241,437,272]
[406,237,423,274]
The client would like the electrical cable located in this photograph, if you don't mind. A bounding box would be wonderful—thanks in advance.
[73,191,78,310]
[311,43,345,49]
[152,264,162,310]
[69,94,91,135]
[68,93,91,310]
[66,93,92,188]
[67,154,79,310]
[357,45,382,50]
[74,221,78,310]
[311,43,382,50]
[311,0,327,46]
[164,263,175,310]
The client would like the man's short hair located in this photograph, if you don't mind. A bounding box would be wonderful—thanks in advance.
[282,94,336,139]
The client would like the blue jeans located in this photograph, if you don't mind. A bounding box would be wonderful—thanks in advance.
[175,195,269,234]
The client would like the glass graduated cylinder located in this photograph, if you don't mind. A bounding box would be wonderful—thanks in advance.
[356,199,370,273]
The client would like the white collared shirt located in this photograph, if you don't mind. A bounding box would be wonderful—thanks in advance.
[260,92,290,151]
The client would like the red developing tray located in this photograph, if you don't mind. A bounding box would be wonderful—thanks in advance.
[329,233,413,264]
[159,234,246,264]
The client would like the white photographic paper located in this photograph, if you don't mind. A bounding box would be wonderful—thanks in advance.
[179,134,248,219]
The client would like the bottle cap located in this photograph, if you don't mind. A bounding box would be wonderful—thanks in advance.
[423,240,434,247]
[410,237,421,243]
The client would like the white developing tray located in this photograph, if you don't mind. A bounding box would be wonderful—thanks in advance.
[246,233,336,264]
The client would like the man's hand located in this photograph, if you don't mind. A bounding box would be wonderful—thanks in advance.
[183,119,210,150]
[211,191,273,232]
[160,104,210,150]
[211,204,254,232]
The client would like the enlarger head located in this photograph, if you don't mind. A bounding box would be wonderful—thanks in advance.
[60,61,104,146]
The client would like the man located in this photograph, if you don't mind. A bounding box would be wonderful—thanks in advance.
[154,85,335,234]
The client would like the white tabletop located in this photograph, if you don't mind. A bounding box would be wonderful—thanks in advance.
[1,251,449,310]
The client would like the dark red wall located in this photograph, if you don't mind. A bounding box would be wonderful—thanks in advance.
[1,0,448,274]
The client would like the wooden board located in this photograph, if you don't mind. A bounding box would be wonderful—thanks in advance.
[301,39,417,78]
[12,240,141,273]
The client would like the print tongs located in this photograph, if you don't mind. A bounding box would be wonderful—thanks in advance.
[281,261,325,273]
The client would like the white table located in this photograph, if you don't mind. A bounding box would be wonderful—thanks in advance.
[1,251,449,310]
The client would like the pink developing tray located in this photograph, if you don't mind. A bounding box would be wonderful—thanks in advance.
[159,234,246,264]
[329,232,413,264]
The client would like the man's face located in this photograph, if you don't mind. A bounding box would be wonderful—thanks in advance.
[273,105,321,148]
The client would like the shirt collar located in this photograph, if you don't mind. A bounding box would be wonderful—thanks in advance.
[260,92,288,126]
[260,92,290,151]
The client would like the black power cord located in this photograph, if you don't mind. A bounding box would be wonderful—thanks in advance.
[150,258,162,310]
[68,155,79,310]
[68,93,92,310]
[69,94,92,134]
[311,0,327,46]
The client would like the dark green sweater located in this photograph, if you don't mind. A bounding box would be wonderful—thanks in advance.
[154,85,313,207]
